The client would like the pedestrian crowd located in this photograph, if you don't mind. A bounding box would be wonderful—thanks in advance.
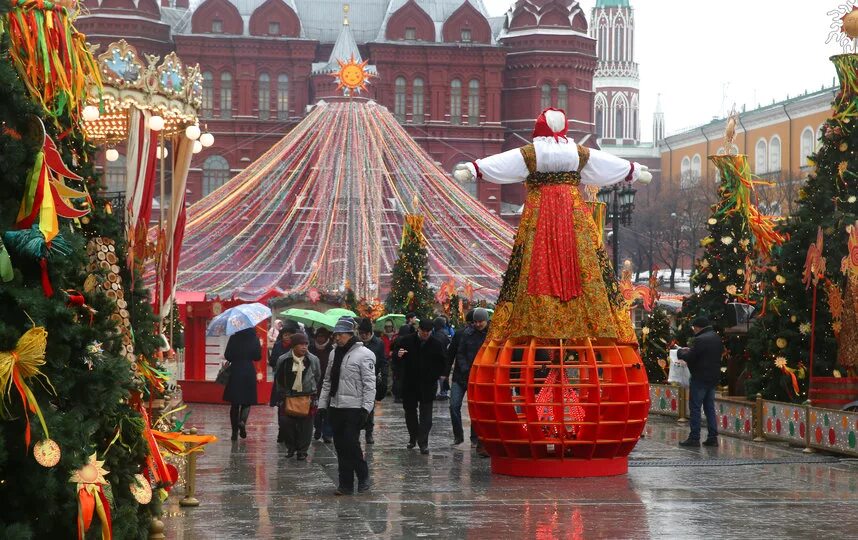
[219,308,491,495]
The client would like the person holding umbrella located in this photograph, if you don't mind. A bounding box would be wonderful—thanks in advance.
[223,327,263,441]
[208,303,270,441]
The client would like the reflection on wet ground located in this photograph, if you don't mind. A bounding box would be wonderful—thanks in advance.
[164,400,858,539]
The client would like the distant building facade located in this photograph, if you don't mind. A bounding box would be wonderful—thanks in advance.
[78,0,600,220]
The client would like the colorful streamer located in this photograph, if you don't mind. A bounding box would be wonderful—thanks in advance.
[0,326,53,451]
[169,100,515,301]
[5,0,102,120]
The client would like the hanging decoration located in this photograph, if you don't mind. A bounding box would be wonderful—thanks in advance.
[710,154,784,258]
[86,237,134,361]
[803,227,827,382]
[15,124,90,244]
[70,453,112,540]
[0,325,55,453]
[172,100,513,301]
[838,221,858,373]
[4,0,102,121]
[618,267,659,312]
[129,474,153,505]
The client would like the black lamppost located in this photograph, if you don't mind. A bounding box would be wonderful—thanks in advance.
[597,183,637,276]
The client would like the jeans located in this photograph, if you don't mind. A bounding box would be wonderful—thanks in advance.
[328,408,369,490]
[688,379,718,441]
[450,381,476,442]
[437,378,450,398]
[314,409,334,439]
[403,397,433,448]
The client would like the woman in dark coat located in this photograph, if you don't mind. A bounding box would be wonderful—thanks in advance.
[223,327,262,440]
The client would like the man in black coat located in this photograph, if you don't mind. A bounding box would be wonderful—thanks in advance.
[677,316,723,447]
[394,318,447,454]
[358,318,387,445]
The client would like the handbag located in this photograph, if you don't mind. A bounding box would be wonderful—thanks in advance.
[283,394,312,417]
[215,362,231,386]
[667,350,690,387]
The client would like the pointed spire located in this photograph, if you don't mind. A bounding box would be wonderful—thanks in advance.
[312,3,366,74]
[655,93,663,114]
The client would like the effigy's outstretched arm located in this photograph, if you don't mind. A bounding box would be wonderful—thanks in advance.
[581,148,651,186]
[453,148,528,185]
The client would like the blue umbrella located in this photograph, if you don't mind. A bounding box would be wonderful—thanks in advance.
[206,303,272,337]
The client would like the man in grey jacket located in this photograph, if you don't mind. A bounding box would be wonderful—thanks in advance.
[318,316,376,495]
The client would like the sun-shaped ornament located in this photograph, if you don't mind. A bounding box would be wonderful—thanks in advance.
[827,2,858,51]
[71,453,109,486]
[333,54,374,95]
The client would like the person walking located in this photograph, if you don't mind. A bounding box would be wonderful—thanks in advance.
[394,318,447,455]
[677,316,723,447]
[318,317,376,495]
[223,327,262,441]
[310,327,334,442]
[358,319,387,445]
[272,333,321,460]
[432,316,451,400]
[268,329,293,443]
[448,308,489,450]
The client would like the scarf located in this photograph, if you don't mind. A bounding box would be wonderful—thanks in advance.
[329,337,357,398]
[291,354,306,392]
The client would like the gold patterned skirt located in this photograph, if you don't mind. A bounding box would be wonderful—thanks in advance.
[489,184,637,344]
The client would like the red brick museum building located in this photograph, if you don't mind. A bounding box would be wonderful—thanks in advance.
[78,0,645,216]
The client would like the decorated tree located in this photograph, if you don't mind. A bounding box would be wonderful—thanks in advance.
[385,209,434,320]
[640,305,671,383]
[0,2,168,536]
[746,54,858,401]
[677,132,784,390]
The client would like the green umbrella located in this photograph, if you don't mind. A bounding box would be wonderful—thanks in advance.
[374,313,406,331]
[325,308,357,320]
[279,308,337,329]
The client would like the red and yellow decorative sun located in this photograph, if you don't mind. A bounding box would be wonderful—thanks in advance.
[333,54,374,94]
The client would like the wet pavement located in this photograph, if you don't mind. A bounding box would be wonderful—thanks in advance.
[164,399,858,539]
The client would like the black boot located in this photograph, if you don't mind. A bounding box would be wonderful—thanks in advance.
[229,405,240,441]
[239,405,251,439]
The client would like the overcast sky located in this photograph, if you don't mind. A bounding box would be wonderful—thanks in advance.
[483,0,844,140]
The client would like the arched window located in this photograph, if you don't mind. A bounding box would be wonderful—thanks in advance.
[632,108,638,140]
[202,71,213,118]
[691,154,702,185]
[680,156,691,189]
[614,23,624,61]
[755,139,768,174]
[277,74,289,120]
[540,84,551,110]
[615,105,624,139]
[800,127,815,167]
[769,136,782,174]
[594,94,607,138]
[202,155,230,196]
[258,73,270,120]
[220,72,232,119]
[412,78,424,124]
[468,79,480,126]
[104,155,126,193]
[450,79,462,125]
[557,84,568,112]
[394,76,406,122]
[598,22,607,60]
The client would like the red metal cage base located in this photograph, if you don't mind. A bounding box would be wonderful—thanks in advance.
[490,456,628,478]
